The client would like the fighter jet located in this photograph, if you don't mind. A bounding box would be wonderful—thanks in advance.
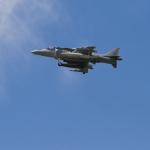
[32,46,122,74]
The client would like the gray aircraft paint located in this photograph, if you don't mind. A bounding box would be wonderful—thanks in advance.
[32,47,122,74]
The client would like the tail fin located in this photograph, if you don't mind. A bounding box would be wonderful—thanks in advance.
[104,48,122,60]
[104,48,122,69]
[104,48,120,57]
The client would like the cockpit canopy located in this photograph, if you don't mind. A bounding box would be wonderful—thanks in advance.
[47,46,56,51]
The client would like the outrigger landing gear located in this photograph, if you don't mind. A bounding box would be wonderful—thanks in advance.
[112,62,117,68]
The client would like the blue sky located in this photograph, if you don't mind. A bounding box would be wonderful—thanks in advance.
[0,0,150,149]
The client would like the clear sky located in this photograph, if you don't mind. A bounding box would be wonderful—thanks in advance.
[0,0,150,150]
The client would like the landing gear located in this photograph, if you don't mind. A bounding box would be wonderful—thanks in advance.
[58,62,62,66]
[58,59,62,66]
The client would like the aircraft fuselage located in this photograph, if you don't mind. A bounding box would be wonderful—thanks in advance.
[32,49,115,65]
[32,47,122,73]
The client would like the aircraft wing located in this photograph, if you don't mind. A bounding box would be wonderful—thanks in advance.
[74,46,96,55]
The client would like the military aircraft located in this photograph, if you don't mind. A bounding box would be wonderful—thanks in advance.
[32,46,122,74]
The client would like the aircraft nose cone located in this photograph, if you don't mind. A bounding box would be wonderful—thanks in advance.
[31,49,55,57]
[32,50,40,54]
